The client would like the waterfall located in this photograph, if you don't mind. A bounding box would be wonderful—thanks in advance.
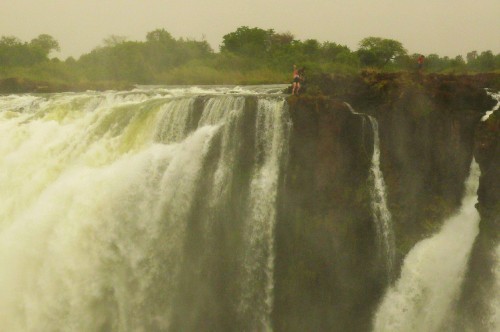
[373,160,481,332]
[490,244,500,331]
[344,103,395,281]
[238,98,291,331]
[367,116,396,281]
[4,86,492,331]
[481,90,500,121]
[480,89,500,331]
[0,87,290,331]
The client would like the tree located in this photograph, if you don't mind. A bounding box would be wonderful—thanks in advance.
[220,26,274,58]
[176,39,212,58]
[467,50,497,72]
[425,54,446,71]
[102,35,128,47]
[475,51,495,71]
[269,32,295,51]
[321,42,351,61]
[30,34,60,57]
[146,29,175,45]
[451,55,466,70]
[0,36,22,47]
[143,29,177,70]
[0,36,21,66]
[357,37,407,68]
[302,39,321,58]
[466,51,477,63]
[0,35,46,66]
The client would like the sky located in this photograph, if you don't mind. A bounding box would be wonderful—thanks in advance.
[1,0,499,59]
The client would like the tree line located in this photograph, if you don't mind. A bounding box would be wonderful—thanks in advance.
[1,27,499,85]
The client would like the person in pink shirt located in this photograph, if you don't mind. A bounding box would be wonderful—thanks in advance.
[292,64,301,95]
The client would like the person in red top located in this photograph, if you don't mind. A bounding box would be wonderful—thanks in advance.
[417,55,425,71]
[292,64,301,95]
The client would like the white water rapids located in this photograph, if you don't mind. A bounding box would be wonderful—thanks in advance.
[0,86,290,331]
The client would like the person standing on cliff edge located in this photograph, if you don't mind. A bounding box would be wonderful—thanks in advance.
[292,64,301,95]
[417,55,425,72]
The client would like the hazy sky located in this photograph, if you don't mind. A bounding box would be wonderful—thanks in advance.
[2,0,499,59]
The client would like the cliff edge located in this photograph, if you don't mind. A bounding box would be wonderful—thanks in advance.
[274,72,499,331]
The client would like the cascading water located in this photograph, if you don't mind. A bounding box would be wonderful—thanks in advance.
[483,89,500,332]
[0,86,290,331]
[476,89,500,332]
[367,116,396,281]
[344,103,395,281]
[481,90,500,121]
[373,160,481,332]
[490,244,500,331]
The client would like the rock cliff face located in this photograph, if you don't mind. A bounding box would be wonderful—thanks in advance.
[305,72,498,251]
[366,74,494,253]
[273,73,499,331]
[273,97,380,332]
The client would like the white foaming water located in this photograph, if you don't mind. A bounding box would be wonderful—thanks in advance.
[154,97,197,143]
[343,103,395,280]
[238,99,291,330]
[133,84,288,98]
[344,102,396,280]
[373,160,481,332]
[367,116,396,280]
[490,244,500,331]
[481,91,500,121]
[0,87,289,331]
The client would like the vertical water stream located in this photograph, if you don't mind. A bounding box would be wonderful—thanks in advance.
[373,160,481,332]
[367,116,396,281]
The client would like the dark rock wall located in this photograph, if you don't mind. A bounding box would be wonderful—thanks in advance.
[374,80,484,257]
[308,72,496,257]
[273,97,382,332]
[475,109,500,225]
[273,74,499,331]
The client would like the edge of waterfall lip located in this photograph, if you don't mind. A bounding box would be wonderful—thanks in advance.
[0,85,290,107]
[132,84,289,96]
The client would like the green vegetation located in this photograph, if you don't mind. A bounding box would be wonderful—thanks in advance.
[1,27,499,90]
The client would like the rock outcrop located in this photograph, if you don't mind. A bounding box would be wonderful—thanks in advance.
[273,73,499,331]
[274,97,380,332]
